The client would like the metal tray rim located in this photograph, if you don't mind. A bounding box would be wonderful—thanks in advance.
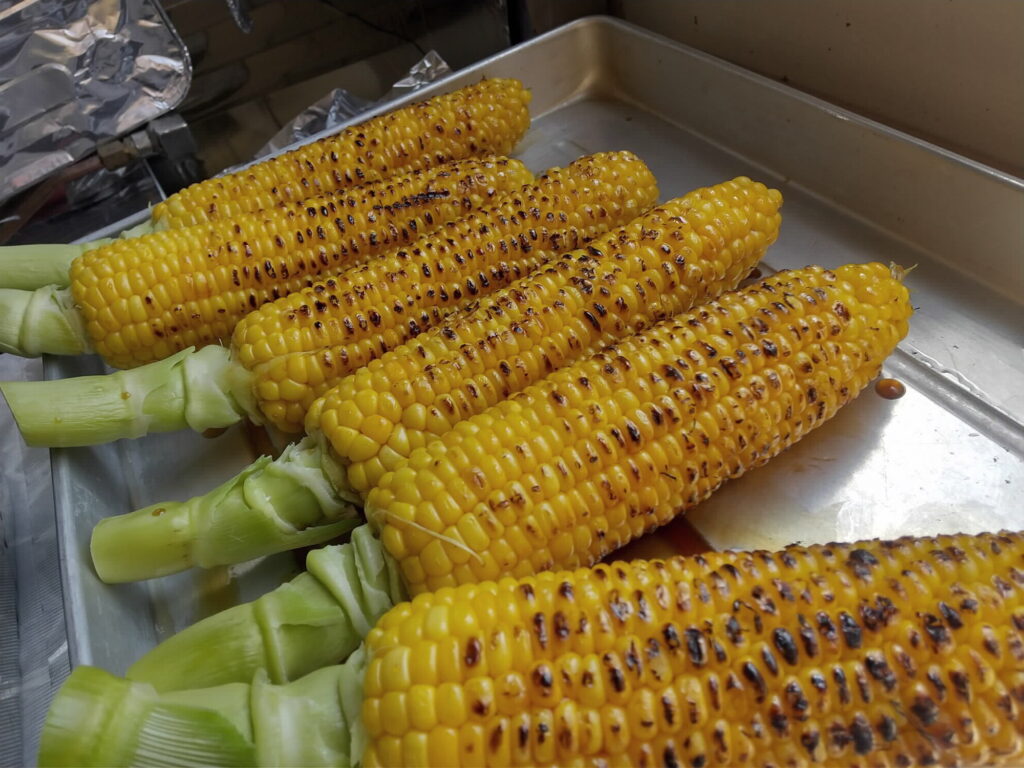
[250,15,1024,193]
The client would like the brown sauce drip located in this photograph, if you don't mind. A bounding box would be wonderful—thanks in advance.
[875,378,906,399]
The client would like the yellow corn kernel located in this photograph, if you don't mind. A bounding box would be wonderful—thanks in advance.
[152,79,532,228]
[72,157,533,369]
[236,151,660,432]
[314,176,783,497]
[361,530,1024,767]
[365,263,912,594]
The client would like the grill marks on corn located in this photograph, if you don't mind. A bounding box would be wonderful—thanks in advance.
[327,176,783,498]
[234,152,656,431]
[367,262,911,594]
[73,157,532,369]
[360,531,1024,767]
[152,78,532,228]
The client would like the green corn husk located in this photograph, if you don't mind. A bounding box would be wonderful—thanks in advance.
[0,242,106,291]
[91,437,359,582]
[0,219,157,291]
[0,344,257,447]
[37,666,255,767]
[253,651,367,768]
[39,648,367,767]
[128,524,404,691]
[0,285,91,357]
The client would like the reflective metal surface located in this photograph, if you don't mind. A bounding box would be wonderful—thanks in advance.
[34,13,1024,746]
[0,0,191,203]
[0,356,69,767]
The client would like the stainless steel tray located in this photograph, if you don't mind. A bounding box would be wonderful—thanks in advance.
[42,13,1024,695]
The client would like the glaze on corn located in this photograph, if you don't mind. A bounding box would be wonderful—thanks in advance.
[71,158,533,369]
[152,78,532,228]
[233,151,659,432]
[361,530,1024,767]
[366,263,913,594]
[310,177,783,498]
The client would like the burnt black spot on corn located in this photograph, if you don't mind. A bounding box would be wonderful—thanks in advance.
[360,530,1024,767]
[312,176,783,497]
[152,79,532,228]
[233,152,656,431]
[365,263,911,593]
[73,158,533,369]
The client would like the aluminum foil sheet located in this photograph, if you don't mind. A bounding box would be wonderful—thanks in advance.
[258,50,451,156]
[0,0,191,204]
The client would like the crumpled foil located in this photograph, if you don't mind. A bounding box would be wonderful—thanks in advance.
[0,0,191,204]
[257,50,451,157]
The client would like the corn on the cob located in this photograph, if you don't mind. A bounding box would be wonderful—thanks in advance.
[233,151,659,432]
[80,157,535,369]
[361,530,1024,768]
[38,530,1024,767]
[310,177,782,498]
[366,262,912,594]
[84,172,778,581]
[87,260,905,588]
[153,79,532,228]
[3,152,658,451]
[0,79,532,293]
[0,157,533,366]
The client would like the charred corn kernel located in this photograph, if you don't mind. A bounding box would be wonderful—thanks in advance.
[71,158,533,369]
[311,177,783,496]
[366,263,912,594]
[152,79,532,228]
[362,530,1024,767]
[235,151,660,432]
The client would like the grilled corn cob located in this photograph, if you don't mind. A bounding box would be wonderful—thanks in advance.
[84,174,783,583]
[39,530,1024,767]
[311,177,782,498]
[0,157,534,366]
[0,79,531,292]
[87,157,534,369]
[366,262,912,594]
[4,152,657,449]
[234,151,658,432]
[155,78,532,228]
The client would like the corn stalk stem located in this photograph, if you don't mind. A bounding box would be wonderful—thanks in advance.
[0,286,91,357]
[39,649,367,767]
[91,436,360,582]
[0,219,158,290]
[0,345,256,447]
[0,242,105,290]
[127,525,403,691]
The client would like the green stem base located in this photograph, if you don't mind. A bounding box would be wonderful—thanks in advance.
[91,437,360,582]
[39,648,367,767]
[0,285,91,357]
[0,345,256,447]
[0,242,104,290]
[0,219,158,291]
[127,524,404,691]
